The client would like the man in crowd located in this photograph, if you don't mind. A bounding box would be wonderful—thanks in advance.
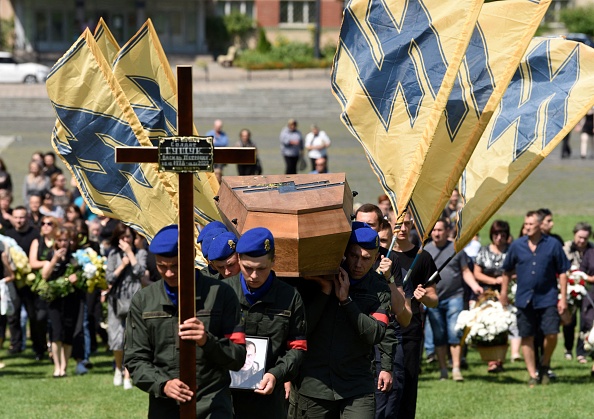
[500,211,570,387]
[393,211,439,418]
[205,119,229,147]
[295,223,391,418]
[425,218,483,382]
[205,231,241,279]
[538,208,564,245]
[5,206,46,359]
[280,118,304,175]
[124,224,246,417]
[223,227,307,419]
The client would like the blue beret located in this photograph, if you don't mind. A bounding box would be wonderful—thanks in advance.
[349,223,379,250]
[201,228,228,257]
[206,232,238,261]
[197,221,228,244]
[236,227,274,257]
[351,221,371,231]
[149,225,179,257]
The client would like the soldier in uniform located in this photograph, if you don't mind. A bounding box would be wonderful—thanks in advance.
[197,220,228,277]
[205,231,241,279]
[223,227,307,419]
[124,224,247,418]
[295,223,392,418]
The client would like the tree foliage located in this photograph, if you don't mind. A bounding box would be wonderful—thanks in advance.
[560,6,594,37]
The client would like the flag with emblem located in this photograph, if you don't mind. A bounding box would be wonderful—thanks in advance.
[454,37,594,251]
[47,29,177,241]
[94,17,120,64]
[332,0,483,226]
[112,19,222,227]
[408,0,551,240]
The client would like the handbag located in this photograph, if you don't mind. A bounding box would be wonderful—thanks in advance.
[0,279,15,316]
[298,154,307,171]
[113,279,141,319]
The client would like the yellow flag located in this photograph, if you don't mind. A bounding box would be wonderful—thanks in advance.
[112,20,222,228]
[93,17,120,64]
[454,37,594,251]
[47,29,177,241]
[332,0,484,225]
[408,0,550,240]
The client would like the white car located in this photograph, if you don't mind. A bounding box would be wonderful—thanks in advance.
[0,51,50,83]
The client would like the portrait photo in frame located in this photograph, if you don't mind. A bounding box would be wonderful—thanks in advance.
[230,336,269,390]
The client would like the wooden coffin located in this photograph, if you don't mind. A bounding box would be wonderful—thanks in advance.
[216,173,353,277]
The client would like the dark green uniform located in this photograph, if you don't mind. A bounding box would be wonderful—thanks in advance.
[295,270,391,418]
[223,273,307,419]
[124,272,246,419]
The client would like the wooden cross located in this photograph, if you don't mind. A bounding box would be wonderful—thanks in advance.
[115,66,255,418]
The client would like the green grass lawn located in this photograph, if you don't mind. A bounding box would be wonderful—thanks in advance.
[1,338,592,418]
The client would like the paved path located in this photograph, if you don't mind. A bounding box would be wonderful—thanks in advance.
[0,63,340,120]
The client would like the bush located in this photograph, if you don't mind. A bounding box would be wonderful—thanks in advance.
[256,27,271,53]
[223,12,255,47]
[235,39,333,70]
[560,6,594,37]
[1,18,14,50]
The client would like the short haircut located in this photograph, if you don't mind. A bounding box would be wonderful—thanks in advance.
[355,203,383,223]
[536,208,552,218]
[526,210,543,223]
[435,217,450,230]
[246,340,256,352]
[379,218,392,232]
[574,222,592,235]
[13,205,27,213]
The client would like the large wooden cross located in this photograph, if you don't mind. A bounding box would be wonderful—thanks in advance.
[115,66,255,418]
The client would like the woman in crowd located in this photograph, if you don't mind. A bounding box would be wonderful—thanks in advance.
[0,189,14,231]
[49,173,72,212]
[29,216,57,270]
[39,191,65,220]
[0,241,15,369]
[579,242,594,376]
[64,203,83,224]
[304,124,331,172]
[41,227,83,377]
[0,158,13,192]
[106,223,146,390]
[22,160,50,205]
[563,222,593,362]
[474,220,521,371]
[235,129,262,176]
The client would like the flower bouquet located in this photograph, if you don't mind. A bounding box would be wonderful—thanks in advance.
[455,291,516,362]
[562,269,588,310]
[0,234,36,288]
[74,248,107,293]
[31,248,107,302]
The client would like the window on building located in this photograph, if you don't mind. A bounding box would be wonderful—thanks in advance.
[215,1,256,18]
[280,0,316,25]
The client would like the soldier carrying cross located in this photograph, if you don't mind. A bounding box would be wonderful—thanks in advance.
[120,67,254,418]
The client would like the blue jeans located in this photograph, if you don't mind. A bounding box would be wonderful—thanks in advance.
[427,296,464,346]
[424,318,435,355]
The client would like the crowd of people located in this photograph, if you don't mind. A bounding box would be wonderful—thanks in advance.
[1,149,594,418]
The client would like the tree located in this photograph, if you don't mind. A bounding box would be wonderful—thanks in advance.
[223,12,255,48]
[560,6,594,37]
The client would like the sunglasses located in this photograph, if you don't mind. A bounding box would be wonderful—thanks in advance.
[41,221,54,226]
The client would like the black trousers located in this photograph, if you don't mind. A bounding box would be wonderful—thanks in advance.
[7,285,47,355]
[284,156,299,174]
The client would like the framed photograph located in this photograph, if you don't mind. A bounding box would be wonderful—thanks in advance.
[230,336,269,390]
